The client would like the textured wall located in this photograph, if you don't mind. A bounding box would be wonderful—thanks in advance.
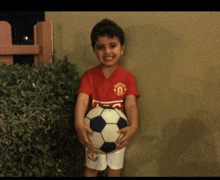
[46,12,220,176]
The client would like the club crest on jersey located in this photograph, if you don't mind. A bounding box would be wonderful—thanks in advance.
[114,83,127,96]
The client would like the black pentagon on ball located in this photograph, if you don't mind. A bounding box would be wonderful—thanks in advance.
[100,142,116,153]
[90,116,106,132]
[117,117,128,129]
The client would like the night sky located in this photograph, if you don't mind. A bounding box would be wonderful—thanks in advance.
[0,11,45,65]
[0,11,45,44]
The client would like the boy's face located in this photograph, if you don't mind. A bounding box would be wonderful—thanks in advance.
[93,36,125,68]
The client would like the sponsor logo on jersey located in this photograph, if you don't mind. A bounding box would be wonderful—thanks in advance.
[92,99,123,110]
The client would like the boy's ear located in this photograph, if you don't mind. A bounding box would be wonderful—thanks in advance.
[121,45,125,55]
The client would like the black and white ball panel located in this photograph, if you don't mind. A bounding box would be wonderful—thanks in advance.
[84,106,128,154]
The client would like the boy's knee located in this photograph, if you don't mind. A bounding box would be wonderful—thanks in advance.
[84,167,99,177]
[107,166,121,177]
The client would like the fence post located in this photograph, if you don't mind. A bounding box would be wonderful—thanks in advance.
[34,21,53,66]
[0,21,13,65]
[0,21,52,66]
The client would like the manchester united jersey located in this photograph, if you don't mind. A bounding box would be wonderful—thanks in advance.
[77,65,139,111]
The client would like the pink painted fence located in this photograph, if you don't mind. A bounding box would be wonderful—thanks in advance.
[0,21,52,66]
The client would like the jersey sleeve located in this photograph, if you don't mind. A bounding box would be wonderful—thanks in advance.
[126,73,140,97]
[76,71,92,96]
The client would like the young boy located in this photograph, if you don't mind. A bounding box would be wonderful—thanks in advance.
[74,19,139,177]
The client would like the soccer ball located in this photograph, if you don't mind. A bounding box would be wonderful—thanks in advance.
[84,106,128,154]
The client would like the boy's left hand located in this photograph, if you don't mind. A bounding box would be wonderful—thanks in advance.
[115,125,138,150]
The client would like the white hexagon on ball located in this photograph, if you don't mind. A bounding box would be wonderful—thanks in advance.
[101,124,120,142]
[84,117,90,127]
[89,132,104,149]
[101,109,120,123]
[86,107,103,119]
[115,108,127,121]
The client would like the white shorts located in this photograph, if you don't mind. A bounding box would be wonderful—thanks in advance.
[85,147,126,171]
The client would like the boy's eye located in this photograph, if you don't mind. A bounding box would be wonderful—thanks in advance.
[110,44,116,48]
[110,43,118,49]
[95,43,118,50]
[96,45,104,50]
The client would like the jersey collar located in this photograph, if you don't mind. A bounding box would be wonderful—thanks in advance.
[98,64,120,80]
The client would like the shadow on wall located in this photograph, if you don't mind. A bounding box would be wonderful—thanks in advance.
[123,113,220,177]
[157,112,220,177]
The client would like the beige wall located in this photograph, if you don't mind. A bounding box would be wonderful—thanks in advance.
[46,12,220,176]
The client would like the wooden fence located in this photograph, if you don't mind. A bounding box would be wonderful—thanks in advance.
[0,21,52,66]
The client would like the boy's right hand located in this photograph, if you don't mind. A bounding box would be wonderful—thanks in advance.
[76,124,94,149]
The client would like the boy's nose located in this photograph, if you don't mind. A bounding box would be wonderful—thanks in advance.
[104,47,111,54]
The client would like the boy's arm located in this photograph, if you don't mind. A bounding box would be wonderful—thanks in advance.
[124,95,139,129]
[115,95,139,150]
[75,92,94,149]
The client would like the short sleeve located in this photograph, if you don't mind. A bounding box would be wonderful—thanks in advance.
[126,73,140,97]
[76,71,92,96]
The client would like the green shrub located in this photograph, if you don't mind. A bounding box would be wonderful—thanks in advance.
[0,56,81,176]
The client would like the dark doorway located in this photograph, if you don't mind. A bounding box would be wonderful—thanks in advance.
[0,11,45,66]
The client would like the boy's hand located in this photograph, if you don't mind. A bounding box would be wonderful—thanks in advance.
[75,124,94,149]
[115,125,138,150]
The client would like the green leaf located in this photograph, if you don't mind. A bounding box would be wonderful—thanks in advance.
[10,97,19,104]
[21,91,26,97]
[19,146,23,152]
[2,127,7,133]
[58,96,64,104]
[0,99,7,106]
[36,145,45,153]
[35,136,40,141]
[45,144,50,152]
[27,137,31,142]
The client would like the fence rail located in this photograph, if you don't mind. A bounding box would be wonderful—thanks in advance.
[0,21,53,66]
[0,45,40,55]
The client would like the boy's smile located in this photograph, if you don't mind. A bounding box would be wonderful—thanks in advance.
[93,36,125,68]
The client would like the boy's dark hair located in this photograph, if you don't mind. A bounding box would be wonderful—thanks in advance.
[91,19,125,49]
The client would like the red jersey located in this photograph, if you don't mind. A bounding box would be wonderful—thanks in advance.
[77,65,139,111]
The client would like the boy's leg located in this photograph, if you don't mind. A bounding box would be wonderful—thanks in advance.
[106,166,121,177]
[84,167,98,177]
[106,147,126,177]
[85,148,107,176]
